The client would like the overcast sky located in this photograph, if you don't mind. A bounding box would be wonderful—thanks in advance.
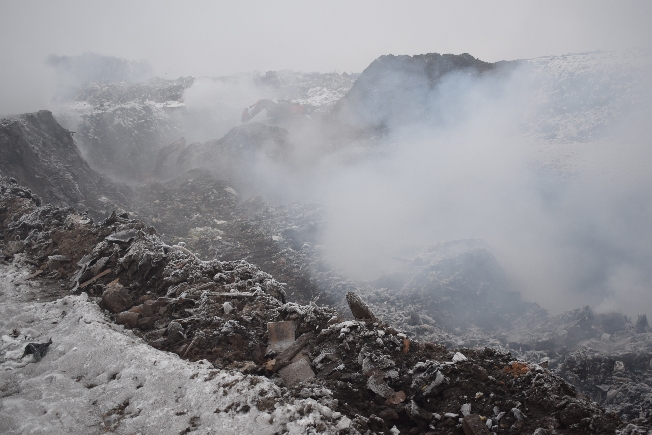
[1,0,651,113]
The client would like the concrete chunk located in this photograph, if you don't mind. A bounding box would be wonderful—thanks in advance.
[463,414,490,435]
[278,358,315,385]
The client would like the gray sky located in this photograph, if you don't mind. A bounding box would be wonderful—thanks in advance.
[1,0,651,113]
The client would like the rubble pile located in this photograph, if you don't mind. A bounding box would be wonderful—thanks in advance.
[54,68,356,181]
[2,176,646,434]
[176,122,290,189]
[0,110,129,218]
[329,53,516,135]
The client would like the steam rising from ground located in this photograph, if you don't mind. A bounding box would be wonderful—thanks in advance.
[42,50,652,317]
[231,56,652,318]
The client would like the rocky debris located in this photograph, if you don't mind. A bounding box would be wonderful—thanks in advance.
[463,414,491,435]
[54,68,356,182]
[346,291,378,322]
[101,281,133,313]
[176,122,290,192]
[0,110,130,219]
[330,52,516,135]
[0,175,639,434]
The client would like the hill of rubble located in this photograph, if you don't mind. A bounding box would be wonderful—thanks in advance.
[2,48,651,433]
[53,69,356,181]
[1,175,645,434]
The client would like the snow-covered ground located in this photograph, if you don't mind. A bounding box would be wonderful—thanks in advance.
[0,259,346,434]
[524,49,651,145]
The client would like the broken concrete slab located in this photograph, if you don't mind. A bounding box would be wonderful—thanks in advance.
[278,358,315,386]
[272,332,313,373]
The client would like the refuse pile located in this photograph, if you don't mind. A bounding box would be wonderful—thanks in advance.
[0,110,130,219]
[54,69,356,182]
[176,122,290,191]
[1,175,647,434]
[329,52,516,135]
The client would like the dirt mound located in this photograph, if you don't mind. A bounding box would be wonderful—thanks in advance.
[0,110,129,219]
[176,122,289,191]
[330,52,516,135]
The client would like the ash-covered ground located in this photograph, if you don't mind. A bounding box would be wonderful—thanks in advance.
[2,50,652,434]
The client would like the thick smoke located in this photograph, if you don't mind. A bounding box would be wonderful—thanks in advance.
[226,54,652,318]
[176,76,274,143]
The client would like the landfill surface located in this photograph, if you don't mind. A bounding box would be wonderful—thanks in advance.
[1,50,652,434]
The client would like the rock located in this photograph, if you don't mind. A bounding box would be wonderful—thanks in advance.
[101,282,132,313]
[453,352,468,363]
[105,229,138,245]
[278,358,315,386]
[116,311,140,328]
[378,409,399,422]
[346,292,377,322]
[223,301,234,314]
[2,240,24,257]
[462,414,491,435]
[461,403,471,416]
[559,402,590,426]
[47,255,70,269]
[167,321,186,343]
[142,300,156,316]
[137,316,156,330]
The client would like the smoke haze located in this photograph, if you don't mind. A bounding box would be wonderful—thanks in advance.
[1,1,652,318]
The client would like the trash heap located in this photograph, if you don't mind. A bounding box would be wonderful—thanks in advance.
[2,175,647,434]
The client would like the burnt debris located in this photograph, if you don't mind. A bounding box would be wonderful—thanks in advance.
[0,175,646,434]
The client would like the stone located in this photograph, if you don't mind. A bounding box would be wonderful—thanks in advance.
[462,414,491,435]
[346,292,377,322]
[137,316,156,330]
[47,255,70,269]
[167,321,186,343]
[378,408,400,422]
[142,300,156,316]
[101,282,132,313]
[278,358,315,386]
[116,311,140,328]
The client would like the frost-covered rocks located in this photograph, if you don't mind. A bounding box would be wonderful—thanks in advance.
[101,281,132,313]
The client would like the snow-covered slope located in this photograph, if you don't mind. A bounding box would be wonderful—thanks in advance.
[524,49,651,144]
[0,261,346,434]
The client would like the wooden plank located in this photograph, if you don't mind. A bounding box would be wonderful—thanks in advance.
[79,269,112,288]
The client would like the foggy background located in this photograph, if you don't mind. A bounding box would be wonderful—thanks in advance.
[1,0,652,115]
[1,1,652,318]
